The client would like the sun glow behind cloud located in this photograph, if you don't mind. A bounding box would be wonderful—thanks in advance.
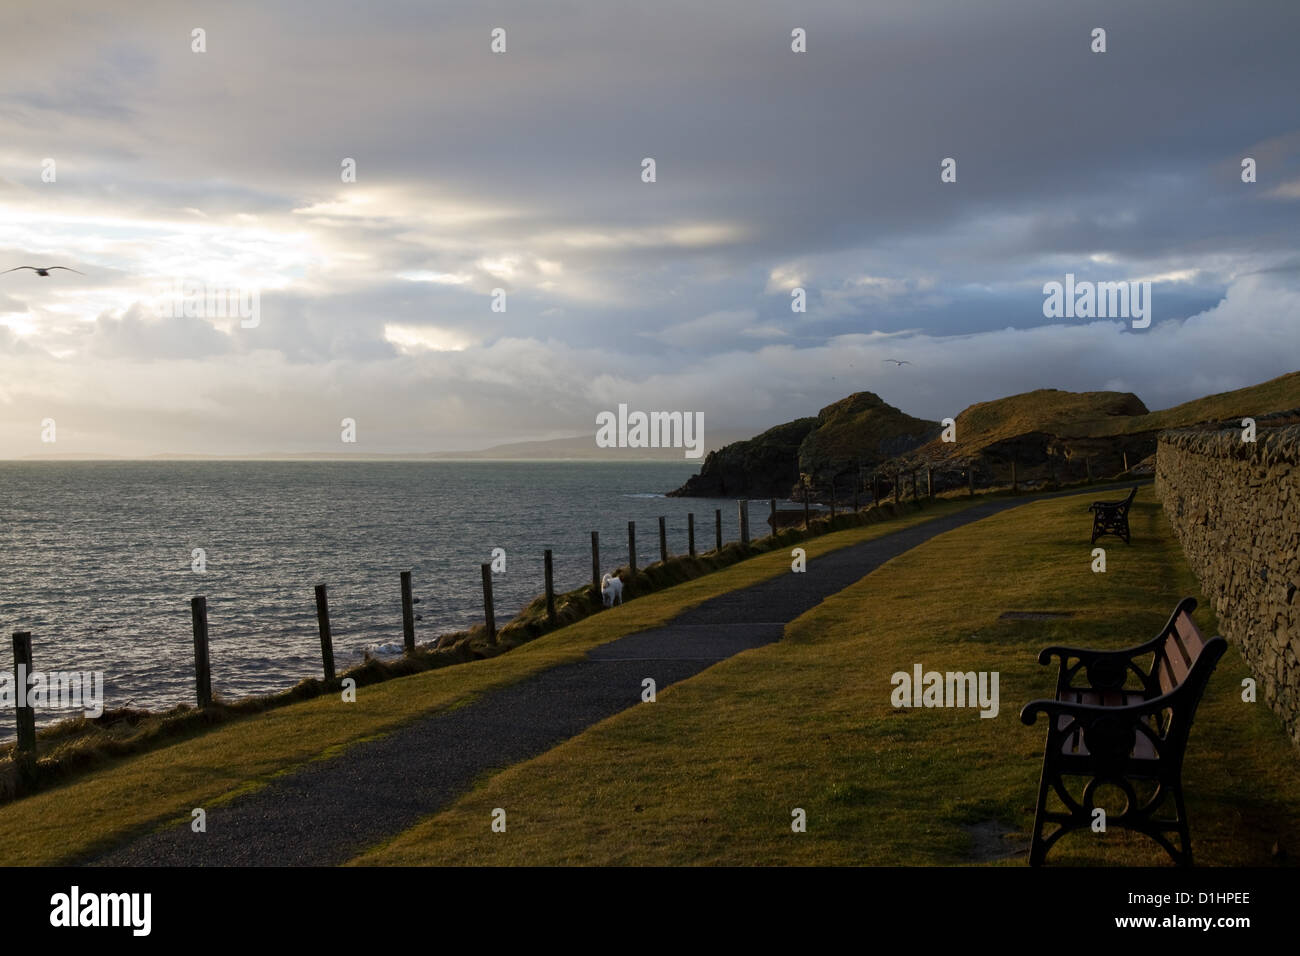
[383,323,473,352]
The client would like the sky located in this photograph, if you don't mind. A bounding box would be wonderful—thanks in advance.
[2,0,1299,456]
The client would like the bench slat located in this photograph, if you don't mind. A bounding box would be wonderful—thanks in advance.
[1166,640,1191,684]
[1158,654,1179,696]
[1174,611,1207,659]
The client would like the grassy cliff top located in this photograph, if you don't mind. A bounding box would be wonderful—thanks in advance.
[1080,369,1300,436]
[797,391,938,466]
[953,389,1148,447]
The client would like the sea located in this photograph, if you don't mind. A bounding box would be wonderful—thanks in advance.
[0,460,750,736]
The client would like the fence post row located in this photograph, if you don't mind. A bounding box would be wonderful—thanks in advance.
[544,549,557,625]
[715,508,723,551]
[314,583,336,682]
[190,596,212,709]
[591,531,600,590]
[628,521,637,576]
[12,631,36,755]
[659,516,669,563]
[688,513,696,557]
[481,563,497,645]
[400,570,416,653]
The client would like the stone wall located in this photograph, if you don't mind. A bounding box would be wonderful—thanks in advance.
[1155,423,1300,750]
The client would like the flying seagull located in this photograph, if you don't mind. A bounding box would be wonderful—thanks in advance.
[882,358,912,366]
[2,265,84,277]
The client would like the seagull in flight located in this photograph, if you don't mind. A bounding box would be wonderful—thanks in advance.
[882,358,912,366]
[2,265,84,277]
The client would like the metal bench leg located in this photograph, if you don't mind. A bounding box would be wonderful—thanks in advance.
[1029,755,1055,866]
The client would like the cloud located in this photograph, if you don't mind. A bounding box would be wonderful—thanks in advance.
[87,305,233,360]
[1,0,1299,454]
[649,309,788,349]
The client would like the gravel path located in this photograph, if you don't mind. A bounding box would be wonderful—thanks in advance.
[92,486,1136,866]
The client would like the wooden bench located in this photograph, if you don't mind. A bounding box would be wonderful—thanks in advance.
[1019,597,1226,866]
[1088,485,1138,545]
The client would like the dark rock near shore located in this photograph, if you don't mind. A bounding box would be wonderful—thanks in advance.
[668,392,935,499]
[668,416,817,498]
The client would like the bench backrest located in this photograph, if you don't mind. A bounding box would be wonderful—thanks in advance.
[1150,606,1227,755]
[1157,609,1208,696]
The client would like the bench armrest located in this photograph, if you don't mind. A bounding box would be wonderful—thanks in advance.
[1019,692,1171,726]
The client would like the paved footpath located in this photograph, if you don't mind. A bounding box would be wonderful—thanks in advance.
[93,484,1138,866]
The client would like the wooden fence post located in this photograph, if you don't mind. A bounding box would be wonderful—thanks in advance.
[481,563,497,644]
[628,521,637,575]
[687,513,696,557]
[803,486,811,528]
[400,570,416,653]
[968,468,975,498]
[314,584,335,682]
[544,550,556,625]
[770,498,777,534]
[1123,451,1129,473]
[927,467,934,501]
[715,508,722,551]
[190,596,212,709]
[12,631,36,756]
[739,499,750,546]
[591,531,600,589]
[659,516,669,563]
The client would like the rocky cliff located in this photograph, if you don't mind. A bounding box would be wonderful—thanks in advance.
[668,392,935,499]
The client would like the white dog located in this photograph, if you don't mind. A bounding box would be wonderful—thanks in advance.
[601,572,624,607]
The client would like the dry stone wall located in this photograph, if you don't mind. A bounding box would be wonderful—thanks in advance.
[1155,424,1300,750]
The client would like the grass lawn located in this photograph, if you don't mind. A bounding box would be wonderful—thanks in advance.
[350,490,1300,866]
[0,498,978,866]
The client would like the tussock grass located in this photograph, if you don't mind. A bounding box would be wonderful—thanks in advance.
[0,498,977,865]
[351,490,1300,867]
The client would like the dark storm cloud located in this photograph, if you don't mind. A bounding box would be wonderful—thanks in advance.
[1,0,1297,454]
